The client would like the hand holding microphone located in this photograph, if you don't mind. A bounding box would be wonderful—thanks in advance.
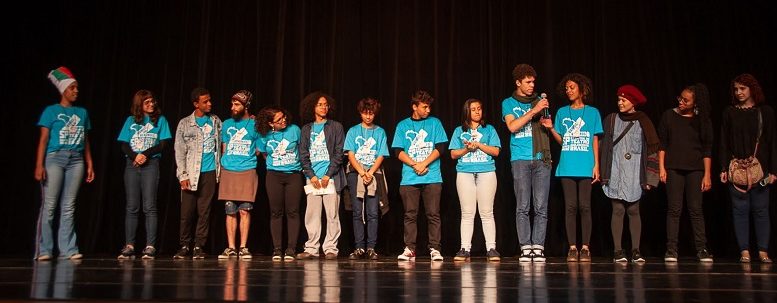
[533,92,550,118]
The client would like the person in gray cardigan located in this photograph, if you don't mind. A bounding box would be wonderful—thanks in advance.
[296,92,346,260]
[173,87,222,259]
[600,84,659,264]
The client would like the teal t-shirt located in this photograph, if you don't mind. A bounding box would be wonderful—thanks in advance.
[449,124,501,173]
[554,105,604,177]
[391,116,448,185]
[344,124,390,170]
[501,96,539,161]
[37,104,91,153]
[308,122,331,178]
[117,115,172,158]
[195,115,216,172]
[220,118,259,171]
[257,124,302,172]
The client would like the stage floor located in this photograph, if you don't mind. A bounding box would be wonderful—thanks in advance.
[1,256,775,302]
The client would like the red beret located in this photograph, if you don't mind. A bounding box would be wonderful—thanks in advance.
[617,84,647,106]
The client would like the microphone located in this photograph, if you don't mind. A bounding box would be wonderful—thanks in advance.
[540,93,550,118]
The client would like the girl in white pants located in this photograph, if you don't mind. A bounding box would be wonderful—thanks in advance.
[449,99,502,261]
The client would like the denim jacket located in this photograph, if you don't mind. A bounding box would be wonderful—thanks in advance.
[174,112,222,191]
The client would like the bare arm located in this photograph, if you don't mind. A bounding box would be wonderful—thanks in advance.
[592,135,601,183]
[84,134,95,183]
[34,127,50,181]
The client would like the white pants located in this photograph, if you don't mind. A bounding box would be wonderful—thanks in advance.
[456,172,497,250]
[303,189,341,255]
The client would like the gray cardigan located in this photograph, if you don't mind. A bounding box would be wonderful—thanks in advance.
[299,120,346,193]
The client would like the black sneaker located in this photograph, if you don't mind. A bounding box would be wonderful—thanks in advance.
[697,249,713,263]
[453,248,470,261]
[173,246,190,259]
[192,247,206,259]
[272,248,283,262]
[533,249,546,263]
[366,248,379,260]
[117,245,136,260]
[239,247,252,260]
[487,248,501,262]
[631,249,645,263]
[219,248,237,259]
[141,246,156,259]
[283,248,295,262]
[519,248,533,263]
[613,249,627,263]
[349,248,365,260]
[664,249,678,262]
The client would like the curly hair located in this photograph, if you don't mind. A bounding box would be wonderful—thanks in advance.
[357,97,381,114]
[731,73,765,105]
[411,90,434,106]
[556,73,593,103]
[686,83,711,119]
[255,106,292,135]
[512,64,537,82]
[460,98,487,132]
[299,91,335,123]
[131,89,161,125]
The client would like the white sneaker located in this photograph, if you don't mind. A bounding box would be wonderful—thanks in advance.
[430,248,443,261]
[397,247,416,261]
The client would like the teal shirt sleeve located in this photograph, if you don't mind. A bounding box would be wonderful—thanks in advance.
[117,117,134,142]
[449,127,464,149]
[158,116,172,140]
[378,128,390,157]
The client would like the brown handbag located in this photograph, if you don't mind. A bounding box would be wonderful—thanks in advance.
[728,109,764,192]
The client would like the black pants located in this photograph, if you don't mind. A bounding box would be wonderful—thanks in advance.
[611,199,641,251]
[266,171,303,251]
[399,183,442,251]
[561,178,592,246]
[665,169,707,251]
[180,171,216,248]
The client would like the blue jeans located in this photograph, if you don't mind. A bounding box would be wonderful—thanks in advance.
[729,184,770,251]
[123,158,159,247]
[348,172,380,249]
[36,150,84,258]
[511,160,551,248]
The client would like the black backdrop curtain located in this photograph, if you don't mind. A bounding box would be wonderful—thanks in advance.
[3,0,775,258]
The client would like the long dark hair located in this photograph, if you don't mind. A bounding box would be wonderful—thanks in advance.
[131,89,160,125]
[255,106,292,135]
[460,98,487,132]
[686,83,713,144]
[299,91,336,123]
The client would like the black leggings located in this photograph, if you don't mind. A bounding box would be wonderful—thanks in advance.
[266,171,303,251]
[611,199,641,251]
[561,178,592,246]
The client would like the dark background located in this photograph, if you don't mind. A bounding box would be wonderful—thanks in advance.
[2,0,775,259]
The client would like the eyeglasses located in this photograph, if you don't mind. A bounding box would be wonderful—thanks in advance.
[676,96,691,104]
[272,116,287,124]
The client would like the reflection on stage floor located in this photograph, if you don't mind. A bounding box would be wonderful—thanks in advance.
[1,257,775,302]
